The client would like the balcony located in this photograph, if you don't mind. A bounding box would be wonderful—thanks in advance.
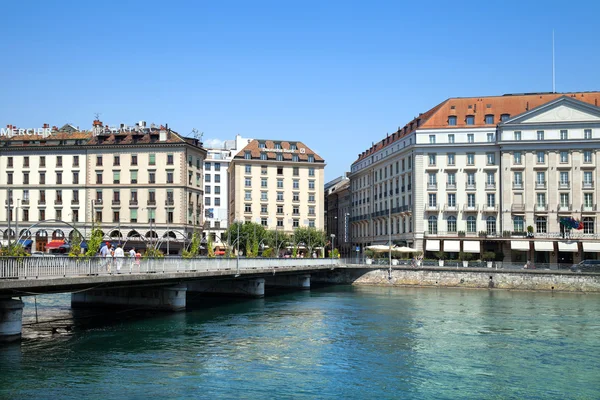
[534,204,548,212]
[557,204,572,213]
[465,183,476,190]
[424,203,439,212]
[21,199,29,206]
[165,200,175,207]
[581,204,597,213]
[444,204,458,212]
[511,204,525,213]
[463,204,479,212]
[446,182,457,190]
[147,200,157,206]
[94,199,103,206]
[129,200,138,207]
[71,199,79,205]
[485,182,496,190]
[558,181,570,190]
[112,200,121,206]
[427,182,438,190]
[481,204,498,213]
[4,199,13,205]
[583,180,594,189]
[512,182,523,190]
[54,200,63,205]
[38,200,46,206]
[535,181,547,190]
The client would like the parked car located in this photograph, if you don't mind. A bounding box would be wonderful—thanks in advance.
[570,260,600,272]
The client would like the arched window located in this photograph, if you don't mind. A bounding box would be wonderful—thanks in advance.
[447,216,457,233]
[536,217,547,233]
[52,229,65,240]
[467,216,477,233]
[486,216,496,234]
[583,217,595,234]
[428,216,438,234]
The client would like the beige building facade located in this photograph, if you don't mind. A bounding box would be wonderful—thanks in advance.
[229,139,325,233]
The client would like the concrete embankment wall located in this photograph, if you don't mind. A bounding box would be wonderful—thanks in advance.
[312,267,600,292]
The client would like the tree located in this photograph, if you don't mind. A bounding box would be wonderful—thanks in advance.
[223,222,266,257]
[183,231,200,259]
[85,227,104,259]
[143,247,164,259]
[293,227,326,256]
[207,235,215,258]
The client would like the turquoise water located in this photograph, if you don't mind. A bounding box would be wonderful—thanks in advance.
[1,286,600,399]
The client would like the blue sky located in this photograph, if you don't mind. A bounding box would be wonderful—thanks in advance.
[2,0,599,181]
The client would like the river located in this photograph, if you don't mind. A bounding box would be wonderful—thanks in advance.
[1,286,599,399]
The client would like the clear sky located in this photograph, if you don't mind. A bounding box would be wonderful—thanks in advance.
[2,0,599,181]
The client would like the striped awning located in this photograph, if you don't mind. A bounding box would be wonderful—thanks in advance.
[558,241,579,252]
[463,241,481,253]
[443,240,460,252]
[511,241,530,251]
[534,241,554,252]
[583,242,600,252]
[425,240,440,252]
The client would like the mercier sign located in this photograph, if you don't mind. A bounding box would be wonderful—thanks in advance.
[0,127,53,137]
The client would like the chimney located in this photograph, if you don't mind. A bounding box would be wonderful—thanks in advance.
[159,126,167,142]
[93,120,103,127]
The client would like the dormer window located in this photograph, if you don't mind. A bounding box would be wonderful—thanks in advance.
[290,143,297,150]
[485,115,494,124]
[274,142,282,149]
[500,114,510,122]
[258,141,265,149]
[308,155,314,163]
[466,115,475,125]
[448,116,457,126]
[260,152,267,160]
[244,151,252,160]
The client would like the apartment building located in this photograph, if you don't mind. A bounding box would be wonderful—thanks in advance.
[228,139,325,232]
[325,176,351,256]
[349,92,600,264]
[0,120,206,254]
[203,134,253,247]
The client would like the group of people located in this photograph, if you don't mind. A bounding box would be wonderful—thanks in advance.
[99,242,142,273]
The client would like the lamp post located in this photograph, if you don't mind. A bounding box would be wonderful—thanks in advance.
[388,197,392,279]
[330,233,336,262]
[236,219,240,277]
[6,189,12,248]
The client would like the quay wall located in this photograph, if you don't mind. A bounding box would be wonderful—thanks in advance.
[313,267,600,292]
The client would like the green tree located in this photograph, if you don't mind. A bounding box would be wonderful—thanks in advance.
[183,231,200,259]
[85,227,104,259]
[207,235,215,258]
[143,247,164,259]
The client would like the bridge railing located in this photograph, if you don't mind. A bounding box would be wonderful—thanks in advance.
[0,257,339,280]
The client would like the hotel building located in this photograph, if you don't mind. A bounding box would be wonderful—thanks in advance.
[0,120,206,254]
[228,139,325,232]
[349,92,600,264]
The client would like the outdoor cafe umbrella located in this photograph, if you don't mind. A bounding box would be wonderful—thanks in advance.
[393,246,418,253]
[365,244,393,252]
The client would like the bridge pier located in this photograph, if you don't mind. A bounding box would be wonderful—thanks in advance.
[187,278,265,298]
[71,284,187,311]
[265,274,311,290]
[0,298,25,342]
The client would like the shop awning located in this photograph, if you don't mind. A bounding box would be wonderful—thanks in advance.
[534,241,554,252]
[511,241,530,251]
[46,240,66,249]
[558,241,579,252]
[17,239,33,247]
[582,242,600,252]
[443,240,460,252]
[425,240,440,252]
[463,241,481,253]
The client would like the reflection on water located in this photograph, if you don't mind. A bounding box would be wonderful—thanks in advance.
[1,286,600,399]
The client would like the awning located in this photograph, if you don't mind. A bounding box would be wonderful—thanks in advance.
[583,242,600,252]
[558,241,579,252]
[18,239,33,247]
[46,240,66,249]
[534,241,554,252]
[511,241,530,251]
[463,241,481,253]
[443,240,460,252]
[425,240,440,252]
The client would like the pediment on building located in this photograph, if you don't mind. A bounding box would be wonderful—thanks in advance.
[502,96,600,125]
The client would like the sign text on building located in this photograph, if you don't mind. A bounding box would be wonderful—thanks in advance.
[0,128,52,137]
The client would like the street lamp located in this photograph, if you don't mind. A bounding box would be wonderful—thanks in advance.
[330,233,336,262]
[236,219,241,277]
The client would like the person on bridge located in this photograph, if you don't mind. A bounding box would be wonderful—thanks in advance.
[100,242,113,273]
[114,244,125,273]
[129,247,136,272]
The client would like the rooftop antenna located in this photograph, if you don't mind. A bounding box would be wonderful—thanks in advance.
[552,30,556,93]
[94,112,100,120]
[191,128,203,142]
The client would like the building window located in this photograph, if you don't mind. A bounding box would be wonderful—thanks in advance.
[584,151,592,163]
[276,154,283,161]
[537,193,546,208]
[448,134,455,143]
[584,171,593,187]
[447,193,456,207]
[486,216,496,234]
[214,198,221,206]
[447,216,457,233]
[467,193,476,207]
[95,172,101,184]
[428,154,436,166]
[293,192,300,202]
[514,152,522,164]
[167,154,174,165]
[584,193,593,208]
[467,153,475,165]
[466,115,475,125]
[277,192,284,201]
[149,171,156,184]
[308,155,314,163]
[277,205,283,214]
[131,154,137,165]
[537,151,545,164]
[584,129,592,140]
[429,135,436,144]
[205,197,211,206]
[309,167,315,177]
[448,116,457,126]
[96,155,102,166]
[113,155,120,166]
[467,134,474,143]
[559,151,568,163]
[513,216,524,232]
[149,154,156,165]
[467,216,476,233]
[292,206,299,215]
[308,180,315,190]
[537,131,544,141]
[245,151,252,160]
[514,131,521,141]
[245,191,252,201]
[485,115,494,124]
[7,172,13,185]
[583,217,594,234]
[24,156,30,167]
[261,191,268,201]
[427,216,437,234]
[514,172,522,186]
[447,153,455,166]
[308,193,315,202]
[487,193,495,207]
[205,174,211,183]
[205,162,211,171]
[259,141,265,149]
[56,156,63,167]
[560,130,568,140]
[244,165,252,174]
[501,114,510,122]
[293,219,300,228]
[23,172,29,185]
[486,153,495,165]
[245,178,251,187]
[167,171,174,184]
[536,216,547,233]
[487,133,494,142]
[428,193,437,207]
